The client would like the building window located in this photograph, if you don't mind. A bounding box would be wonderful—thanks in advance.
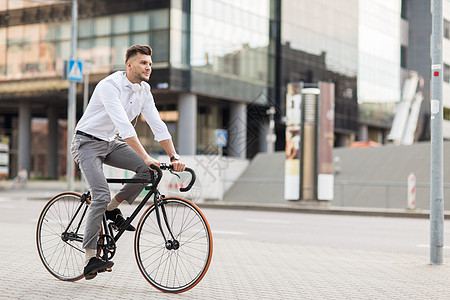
[112,14,130,35]
[444,107,450,121]
[1,9,170,80]
[401,46,407,68]
[444,63,450,83]
[401,0,407,19]
[445,19,450,39]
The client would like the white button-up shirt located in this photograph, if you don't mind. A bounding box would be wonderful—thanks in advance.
[75,71,172,142]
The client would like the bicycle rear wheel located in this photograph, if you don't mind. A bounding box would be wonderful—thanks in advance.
[134,197,213,293]
[36,192,89,281]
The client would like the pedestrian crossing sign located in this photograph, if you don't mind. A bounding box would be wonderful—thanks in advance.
[215,129,227,147]
[67,60,83,82]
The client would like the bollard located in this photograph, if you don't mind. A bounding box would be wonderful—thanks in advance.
[407,172,416,210]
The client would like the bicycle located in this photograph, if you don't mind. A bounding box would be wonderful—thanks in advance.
[36,163,213,293]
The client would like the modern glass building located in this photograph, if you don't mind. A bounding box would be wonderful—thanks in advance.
[0,0,275,178]
[0,0,421,179]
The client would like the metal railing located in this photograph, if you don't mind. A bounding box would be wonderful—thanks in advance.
[222,177,450,209]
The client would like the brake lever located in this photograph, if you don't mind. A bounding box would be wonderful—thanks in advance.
[169,168,181,179]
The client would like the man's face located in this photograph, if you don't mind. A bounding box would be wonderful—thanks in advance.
[126,52,153,83]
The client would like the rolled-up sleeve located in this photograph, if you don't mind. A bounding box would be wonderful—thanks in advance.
[141,92,172,142]
[99,81,137,139]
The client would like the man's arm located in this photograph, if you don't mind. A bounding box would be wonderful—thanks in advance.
[124,136,160,166]
[159,139,186,172]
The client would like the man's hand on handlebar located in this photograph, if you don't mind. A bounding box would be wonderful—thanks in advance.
[149,163,195,192]
[172,160,186,172]
[145,156,161,168]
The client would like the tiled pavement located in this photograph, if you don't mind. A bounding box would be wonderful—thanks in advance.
[1,182,450,299]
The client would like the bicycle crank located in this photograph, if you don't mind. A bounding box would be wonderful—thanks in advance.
[97,234,116,260]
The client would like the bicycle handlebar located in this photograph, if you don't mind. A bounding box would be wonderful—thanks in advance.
[149,163,196,192]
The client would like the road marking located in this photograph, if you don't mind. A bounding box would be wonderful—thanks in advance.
[245,218,290,225]
[213,230,245,235]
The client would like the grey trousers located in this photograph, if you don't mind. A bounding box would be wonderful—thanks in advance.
[70,135,151,249]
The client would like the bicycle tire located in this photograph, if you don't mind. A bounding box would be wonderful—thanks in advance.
[134,197,213,293]
[36,192,89,281]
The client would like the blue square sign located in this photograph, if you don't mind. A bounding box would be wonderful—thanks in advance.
[67,60,83,82]
[215,129,227,147]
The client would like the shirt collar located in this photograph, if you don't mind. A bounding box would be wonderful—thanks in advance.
[123,72,135,89]
[121,71,148,92]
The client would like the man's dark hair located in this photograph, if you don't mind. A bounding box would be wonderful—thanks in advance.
[125,45,152,63]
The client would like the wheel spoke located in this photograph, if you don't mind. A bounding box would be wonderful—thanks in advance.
[135,198,212,293]
[36,193,87,281]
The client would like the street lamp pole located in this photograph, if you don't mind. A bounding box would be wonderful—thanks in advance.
[430,0,444,265]
[66,0,78,190]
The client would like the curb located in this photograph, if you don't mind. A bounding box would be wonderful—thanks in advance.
[196,201,448,219]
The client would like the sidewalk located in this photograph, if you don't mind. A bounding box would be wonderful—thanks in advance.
[0,179,446,219]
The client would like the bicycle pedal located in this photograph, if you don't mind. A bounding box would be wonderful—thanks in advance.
[98,267,112,273]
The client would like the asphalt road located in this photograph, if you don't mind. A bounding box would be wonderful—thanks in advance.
[6,197,448,256]
[204,206,450,256]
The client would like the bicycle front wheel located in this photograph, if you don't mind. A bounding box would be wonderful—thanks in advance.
[134,197,213,293]
[36,192,89,281]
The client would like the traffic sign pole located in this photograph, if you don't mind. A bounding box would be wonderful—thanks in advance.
[67,0,78,191]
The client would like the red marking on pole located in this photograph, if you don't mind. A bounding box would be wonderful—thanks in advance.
[434,71,439,76]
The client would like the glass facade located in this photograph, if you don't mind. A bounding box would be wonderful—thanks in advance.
[358,0,401,103]
[170,0,189,69]
[281,0,359,77]
[190,0,272,101]
[0,9,170,80]
[280,0,360,140]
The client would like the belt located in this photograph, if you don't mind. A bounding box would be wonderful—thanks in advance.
[76,130,104,142]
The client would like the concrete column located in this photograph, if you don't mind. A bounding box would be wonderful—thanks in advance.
[258,123,268,153]
[177,93,197,155]
[228,102,247,158]
[47,106,58,178]
[358,124,369,141]
[18,102,31,174]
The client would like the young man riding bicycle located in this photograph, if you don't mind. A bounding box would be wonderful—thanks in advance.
[70,44,185,280]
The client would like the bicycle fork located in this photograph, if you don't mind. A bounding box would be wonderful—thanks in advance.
[154,193,179,250]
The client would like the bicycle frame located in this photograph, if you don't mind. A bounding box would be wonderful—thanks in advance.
[108,183,156,243]
[77,163,195,260]
[104,183,178,251]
